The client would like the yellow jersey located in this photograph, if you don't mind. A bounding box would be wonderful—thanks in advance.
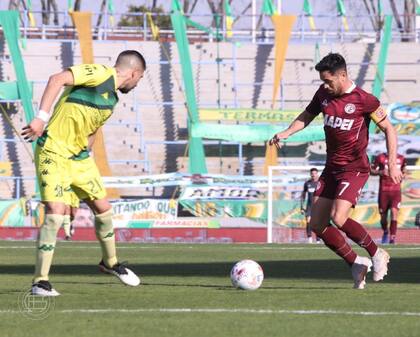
[37,64,118,158]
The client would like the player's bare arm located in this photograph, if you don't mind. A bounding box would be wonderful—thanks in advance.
[269,110,316,149]
[376,117,403,184]
[88,131,97,151]
[22,70,74,142]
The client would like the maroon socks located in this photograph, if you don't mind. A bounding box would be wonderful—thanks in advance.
[317,225,357,265]
[380,218,388,232]
[390,220,397,237]
[340,218,378,257]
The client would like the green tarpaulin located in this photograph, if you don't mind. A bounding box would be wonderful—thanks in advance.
[170,5,207,174]
[192,123,325,143]
[0,200,26,227]
[372,15,392,100]
[370,15,392,133]
[0,11,35,124]
[0,81,33,100]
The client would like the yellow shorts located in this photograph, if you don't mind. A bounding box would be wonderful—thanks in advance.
[35,147,106,204]
[68,190,80,208]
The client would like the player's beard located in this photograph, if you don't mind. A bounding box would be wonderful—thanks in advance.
[328,88,340,97]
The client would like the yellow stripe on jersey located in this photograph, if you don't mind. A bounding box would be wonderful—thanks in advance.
[370,106,387,124]
[39,64,118,159]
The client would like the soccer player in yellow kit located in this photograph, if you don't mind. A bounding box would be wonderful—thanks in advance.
[22,50,145,296]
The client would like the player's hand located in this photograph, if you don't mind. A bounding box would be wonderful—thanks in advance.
[21,118,45,142]
[269,131,289,149]
[388,165,403,184]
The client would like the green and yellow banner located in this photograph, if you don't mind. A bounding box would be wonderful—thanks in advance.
[171,0,207,174]
[224,0,233,38]
[337,0,349,31]
[191,123,324,143]
[303,0,316,30]
[199,108,316,123]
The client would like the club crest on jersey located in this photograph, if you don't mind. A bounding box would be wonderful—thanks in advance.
[322,99,328,107]
[344,103,356,114]
[324,115,354,130]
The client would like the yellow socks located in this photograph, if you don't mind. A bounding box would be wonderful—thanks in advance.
[33,214,64,283]
[95,209,117,268]
[62,214,71,237]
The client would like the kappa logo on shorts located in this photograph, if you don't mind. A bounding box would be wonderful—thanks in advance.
[42,158,52,165]
[41,181,48,188]
[344,103,356,114]
[41,169,49,176]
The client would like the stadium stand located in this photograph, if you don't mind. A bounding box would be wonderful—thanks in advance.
[0,37,419,198]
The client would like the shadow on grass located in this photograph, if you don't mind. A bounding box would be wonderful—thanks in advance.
[1,257,419,284]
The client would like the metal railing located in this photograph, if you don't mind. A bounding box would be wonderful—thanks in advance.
[5,10,420,43]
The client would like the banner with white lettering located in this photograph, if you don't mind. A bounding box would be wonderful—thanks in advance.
[111,199,178,228]
[180,186,264,200]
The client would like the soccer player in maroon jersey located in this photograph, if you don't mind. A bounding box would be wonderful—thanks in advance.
[301,168,319,243]
[270,53,403,289]
[371,153,407,244]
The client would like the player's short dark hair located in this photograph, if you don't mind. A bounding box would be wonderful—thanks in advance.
[116,50,146,70]
[310,168,318,173]
[315,53,346,74]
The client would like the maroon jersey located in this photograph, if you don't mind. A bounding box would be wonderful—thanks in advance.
[306,84,385,172]
[372,153,406,192]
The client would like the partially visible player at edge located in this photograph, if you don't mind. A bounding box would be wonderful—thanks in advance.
[21,50,146,296]
[270,53,402,289]
[300,168,319,243]
[371,152,407,244]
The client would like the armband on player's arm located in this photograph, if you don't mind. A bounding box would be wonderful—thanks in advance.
[370,106,387,124]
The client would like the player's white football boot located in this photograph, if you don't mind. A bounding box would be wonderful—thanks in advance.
[372,248,390,282]
[351,257,372,289]
[31,280,60,296]
[99,260,140,287]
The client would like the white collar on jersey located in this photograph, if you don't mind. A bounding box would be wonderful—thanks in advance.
[344,81,356,94]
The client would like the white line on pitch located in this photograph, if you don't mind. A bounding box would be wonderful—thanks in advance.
[2,308,420,317]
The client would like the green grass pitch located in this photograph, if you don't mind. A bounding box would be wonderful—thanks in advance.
[1,241,419,337]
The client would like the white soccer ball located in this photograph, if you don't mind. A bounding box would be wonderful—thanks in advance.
[230,259,264,290]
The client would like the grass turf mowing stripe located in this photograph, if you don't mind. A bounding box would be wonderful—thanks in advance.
[2,308,420,316]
